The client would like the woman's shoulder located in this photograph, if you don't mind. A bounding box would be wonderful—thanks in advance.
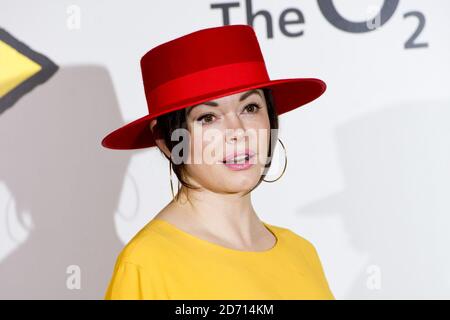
[267,222,320,254]
[105,221,172,300]
[114,220,170,268]
[273,222,329,273]
[269,222,334,298]
[266,221,311,241]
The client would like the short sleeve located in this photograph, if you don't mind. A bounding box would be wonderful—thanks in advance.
[303,241,336,299]
[104,260,144,299]
[104,257,170,300]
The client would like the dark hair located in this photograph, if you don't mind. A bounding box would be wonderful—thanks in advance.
[152,88,279,199]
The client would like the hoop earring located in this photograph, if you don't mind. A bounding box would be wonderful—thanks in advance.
[263,137,287,183]
[169,160,180,201]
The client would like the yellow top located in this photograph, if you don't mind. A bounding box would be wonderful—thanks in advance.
[104,219,335,300]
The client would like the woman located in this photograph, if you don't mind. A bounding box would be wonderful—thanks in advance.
[101,24,335,299]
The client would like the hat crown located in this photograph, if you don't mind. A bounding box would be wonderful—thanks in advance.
[140,25,266,91]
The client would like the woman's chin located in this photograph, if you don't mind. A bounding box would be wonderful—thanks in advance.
[219,170,261,190]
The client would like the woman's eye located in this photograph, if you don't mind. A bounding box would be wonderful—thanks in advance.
[196,104,260,125]
[197,114,215,125]
[244,103,261,113]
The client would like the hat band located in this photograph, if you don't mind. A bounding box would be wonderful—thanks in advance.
[147,61,270,113]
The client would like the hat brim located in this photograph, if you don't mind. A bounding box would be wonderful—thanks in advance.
[101,77,326,150]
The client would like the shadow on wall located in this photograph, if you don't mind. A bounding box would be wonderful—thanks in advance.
[297,101,450,299]
[0,65,138,299]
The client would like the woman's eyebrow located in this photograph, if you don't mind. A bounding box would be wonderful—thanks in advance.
[186,89,262,117]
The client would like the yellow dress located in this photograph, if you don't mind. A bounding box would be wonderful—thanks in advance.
[104,219,335,300]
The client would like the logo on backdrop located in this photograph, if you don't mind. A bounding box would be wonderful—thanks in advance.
[317,0,399,32]
[211,0,428,49]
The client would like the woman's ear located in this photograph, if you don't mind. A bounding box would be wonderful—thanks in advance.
[149,119,158,133]
[149,119,171,159]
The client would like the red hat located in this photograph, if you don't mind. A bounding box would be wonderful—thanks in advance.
[101,24,326,150]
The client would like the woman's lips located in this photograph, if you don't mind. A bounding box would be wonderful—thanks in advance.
[221,153,256,171]
[222,149,256,163]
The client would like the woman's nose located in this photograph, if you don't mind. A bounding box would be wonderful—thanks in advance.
[224,112,246,143]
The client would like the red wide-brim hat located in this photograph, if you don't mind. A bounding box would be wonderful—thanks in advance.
[101,24,326,150]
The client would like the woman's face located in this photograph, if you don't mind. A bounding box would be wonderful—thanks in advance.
[180,88,271,194]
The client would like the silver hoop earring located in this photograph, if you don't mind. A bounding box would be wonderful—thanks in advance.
[263,137,287,183]
[169,160,180,201]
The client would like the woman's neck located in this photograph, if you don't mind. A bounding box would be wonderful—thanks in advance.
[157,185,270,250]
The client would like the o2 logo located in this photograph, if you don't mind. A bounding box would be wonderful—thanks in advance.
[317,0,428,49]
[211,0,428,49]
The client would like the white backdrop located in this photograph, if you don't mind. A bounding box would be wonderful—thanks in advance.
[1,0,449,299]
